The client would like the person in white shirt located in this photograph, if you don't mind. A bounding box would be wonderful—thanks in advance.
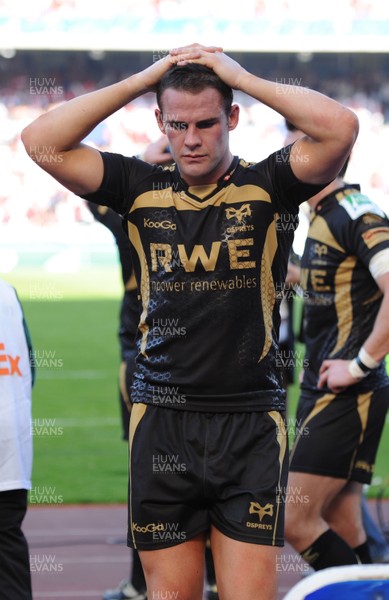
[0,278,35,599]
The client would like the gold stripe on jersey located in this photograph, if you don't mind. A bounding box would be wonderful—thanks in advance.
[289,393,336,464]
[129,183,271,214]
[330,256,357,356]
[258,219,278,362]
[268,411,287,546]
[347,391,373,479]
[128,222,150,358]
[129,403,148,549]
[308,215,346,254]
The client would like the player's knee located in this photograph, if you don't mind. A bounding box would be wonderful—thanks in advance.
[141,552,204,600]
[284,501,311,544]
[147,582,201,600]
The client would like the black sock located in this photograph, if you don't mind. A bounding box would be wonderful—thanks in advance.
[301,529,359,571]
[131,550,146,591]
[354,541,372,564]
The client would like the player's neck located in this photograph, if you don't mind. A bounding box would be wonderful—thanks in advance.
[308,177,344,211]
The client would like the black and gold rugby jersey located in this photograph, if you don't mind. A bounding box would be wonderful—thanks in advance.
[300,185,389,393]
[84,145,324,412]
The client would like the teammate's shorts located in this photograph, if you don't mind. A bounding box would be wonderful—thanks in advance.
[289,386,389,483]
[127,404,288,550]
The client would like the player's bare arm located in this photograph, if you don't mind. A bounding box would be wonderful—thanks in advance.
[20,53,185,196]
[141,135,172,165]
[170,43,359,186]
[317,271,389,393]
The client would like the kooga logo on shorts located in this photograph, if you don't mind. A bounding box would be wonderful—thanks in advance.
[144,218,176,230]
[132,522,165,533]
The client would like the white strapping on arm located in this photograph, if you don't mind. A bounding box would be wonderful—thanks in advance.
[369,248,389,280]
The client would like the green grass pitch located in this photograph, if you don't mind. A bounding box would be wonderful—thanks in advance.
[3,267,388,504]
[5,267,129,504]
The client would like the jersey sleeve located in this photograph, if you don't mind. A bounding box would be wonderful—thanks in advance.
[336,197,389,276]
[81,151,157,215]
[265,143,332,211]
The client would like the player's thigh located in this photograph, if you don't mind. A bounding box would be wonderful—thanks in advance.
[139,532,206,600]
[286,470,348,524]
[210,526,278,600]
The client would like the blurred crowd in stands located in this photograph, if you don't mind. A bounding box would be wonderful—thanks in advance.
[1,0,388,22]
[1,48,389,233]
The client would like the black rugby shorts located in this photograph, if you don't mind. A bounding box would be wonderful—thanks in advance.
[127,403,288,550]
[290,386,389,483]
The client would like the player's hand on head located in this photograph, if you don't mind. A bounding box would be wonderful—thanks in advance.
[139,51,179,92]
[170,43,223,59]
[169,43,247,90]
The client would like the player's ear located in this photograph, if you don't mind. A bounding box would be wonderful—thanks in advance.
[155,108,165,134]
[228,104,239,131]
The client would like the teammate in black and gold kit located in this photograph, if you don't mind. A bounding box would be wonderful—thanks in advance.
[22,44,358,600]
[86,203,139,440]
[86,203,147,600]
[285,159,389,571]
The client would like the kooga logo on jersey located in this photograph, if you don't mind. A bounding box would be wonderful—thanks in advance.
[144,218,177,230]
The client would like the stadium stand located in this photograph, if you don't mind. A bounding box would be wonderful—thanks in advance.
[1,0,389,51]
[1,52,388,230]
[1,2,389,265]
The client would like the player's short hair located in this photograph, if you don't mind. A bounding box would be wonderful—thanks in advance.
[156,64,233,116]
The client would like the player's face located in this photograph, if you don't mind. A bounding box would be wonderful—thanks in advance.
[156,88,239,186]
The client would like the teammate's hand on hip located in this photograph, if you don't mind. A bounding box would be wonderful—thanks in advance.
[317,359,362,394]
